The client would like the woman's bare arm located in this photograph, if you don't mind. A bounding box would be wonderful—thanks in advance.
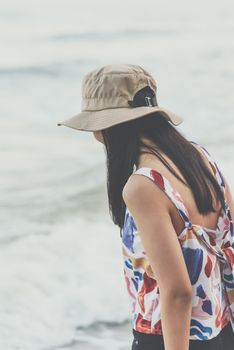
[123,175,192,350]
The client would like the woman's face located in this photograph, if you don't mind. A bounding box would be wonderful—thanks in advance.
[93,130,104,144]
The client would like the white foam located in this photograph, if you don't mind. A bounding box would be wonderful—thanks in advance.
[0,217,129,350]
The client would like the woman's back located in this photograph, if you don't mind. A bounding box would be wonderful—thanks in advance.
[136,140,225,234]
[121,140,234,340]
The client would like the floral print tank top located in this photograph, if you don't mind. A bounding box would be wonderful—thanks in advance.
[120,141,234,340]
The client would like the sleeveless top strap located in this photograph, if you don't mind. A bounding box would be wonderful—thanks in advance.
[190,142,234,329]
[133,167,193,230]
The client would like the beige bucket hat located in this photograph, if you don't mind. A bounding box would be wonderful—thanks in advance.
[57,64,183,131]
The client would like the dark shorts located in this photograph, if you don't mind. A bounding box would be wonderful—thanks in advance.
[131,322,234,350]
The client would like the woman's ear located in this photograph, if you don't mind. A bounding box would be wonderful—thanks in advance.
[93,131,104,144]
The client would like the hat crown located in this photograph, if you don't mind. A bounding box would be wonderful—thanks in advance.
[81,64,157,111]
[57,63,184,131]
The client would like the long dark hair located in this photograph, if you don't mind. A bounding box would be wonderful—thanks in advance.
[101,112,226,229]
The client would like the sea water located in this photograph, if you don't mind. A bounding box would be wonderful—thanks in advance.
[0,0,234,349]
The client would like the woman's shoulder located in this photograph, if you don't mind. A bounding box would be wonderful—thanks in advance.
[122,169,168,209]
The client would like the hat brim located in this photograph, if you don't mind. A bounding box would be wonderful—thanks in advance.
[57,106,183,132]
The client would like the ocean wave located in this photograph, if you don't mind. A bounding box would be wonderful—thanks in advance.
[0,59,93,77]
[76,318,130,331]
[51,28,175,42]
[0,66,59,76]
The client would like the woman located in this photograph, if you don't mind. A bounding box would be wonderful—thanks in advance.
[57,64,234,350]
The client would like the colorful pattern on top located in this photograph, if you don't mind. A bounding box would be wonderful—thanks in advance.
[120,141,234,340]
